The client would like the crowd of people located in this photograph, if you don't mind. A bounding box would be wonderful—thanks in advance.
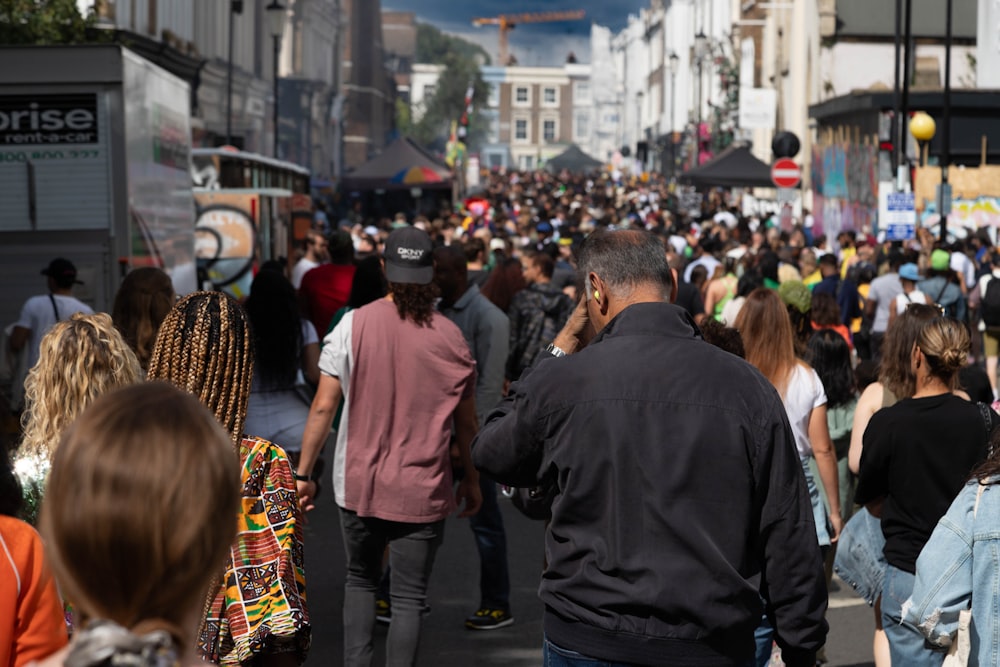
[4,166,1000,667]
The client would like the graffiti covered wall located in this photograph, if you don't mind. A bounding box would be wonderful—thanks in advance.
[919,197,1000,232]
[810,141,878,240]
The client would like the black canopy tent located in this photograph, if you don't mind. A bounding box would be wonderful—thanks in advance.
[340,137,453,191]
[678,144,779,189]
[545,144,604,174]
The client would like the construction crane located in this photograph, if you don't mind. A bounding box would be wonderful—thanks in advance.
[472,10,586,66]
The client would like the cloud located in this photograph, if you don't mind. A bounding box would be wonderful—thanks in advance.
[384,0,647,63]
[444,27,591,67]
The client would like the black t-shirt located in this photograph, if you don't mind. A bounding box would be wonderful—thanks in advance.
[855,394,993,572]
[674,281,706,320]
[959,365,993,404]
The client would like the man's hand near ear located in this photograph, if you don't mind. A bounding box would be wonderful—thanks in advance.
[553,298,592,354]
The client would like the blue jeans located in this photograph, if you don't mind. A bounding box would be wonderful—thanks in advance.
[543,638,638,666]
[881,564,945,667]
[751,613,773,667]
[340,509,444,667]
[833,507,887,607]
[469,478,511,610]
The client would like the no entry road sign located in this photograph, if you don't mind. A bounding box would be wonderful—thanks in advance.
[771,158,801,188]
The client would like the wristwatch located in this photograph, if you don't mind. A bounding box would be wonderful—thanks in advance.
[545,343,568,357]
[294,471,315,482]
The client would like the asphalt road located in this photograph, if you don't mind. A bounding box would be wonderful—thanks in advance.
[301,486,876,666]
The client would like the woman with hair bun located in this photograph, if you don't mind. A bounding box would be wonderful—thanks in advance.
[34,382,240,667]
[856,316,996,666]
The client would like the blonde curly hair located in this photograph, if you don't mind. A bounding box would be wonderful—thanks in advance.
[19,313,142,460]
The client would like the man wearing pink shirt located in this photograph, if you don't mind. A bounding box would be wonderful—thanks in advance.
[295,225,482,666]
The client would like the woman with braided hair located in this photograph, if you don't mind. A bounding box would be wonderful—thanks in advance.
[147,291,310,666]
[34,382,240,667]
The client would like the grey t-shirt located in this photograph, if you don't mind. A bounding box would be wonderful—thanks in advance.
[867,272,902,333]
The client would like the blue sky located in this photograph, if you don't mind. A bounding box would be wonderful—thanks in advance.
[383,0,649,65]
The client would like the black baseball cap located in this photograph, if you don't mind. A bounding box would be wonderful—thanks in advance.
[41,258,83,286]
[383,226,433,285]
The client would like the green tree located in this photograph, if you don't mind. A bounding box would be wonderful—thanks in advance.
[416,22,490,67]
[409,24,491,152]
[395,97,412,138]
[0,0,99,44]
[411,51,489,152]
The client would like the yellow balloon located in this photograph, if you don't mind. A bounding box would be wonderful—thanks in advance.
[909,112,936,142]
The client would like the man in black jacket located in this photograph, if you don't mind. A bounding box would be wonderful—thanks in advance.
[473,229,827,667]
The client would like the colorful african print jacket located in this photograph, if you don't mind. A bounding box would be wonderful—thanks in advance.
[198,436,310,665]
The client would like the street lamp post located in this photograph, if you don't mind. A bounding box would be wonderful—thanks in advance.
[226,0,243,146]
[910,111,937,238]
[694,31,708,126]
[669,51,680,181]
[636,90,644,170]
[941,0,953,243]
[266,0,286,159]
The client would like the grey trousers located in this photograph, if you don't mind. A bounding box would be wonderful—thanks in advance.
[339,508,445,667]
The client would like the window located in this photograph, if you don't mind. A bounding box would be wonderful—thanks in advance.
[543,119,556,142]
[575,112,590,140]
[575,82,590,103]
[422,84,436,100]
[515,118,528,141]
[515,86,529,104]
[543,87,557,105]
[518,155,535,170]
[488,116,500,143]
[487,83,500,107]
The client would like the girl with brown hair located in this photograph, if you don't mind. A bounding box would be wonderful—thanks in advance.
[148,292,310,666]
[480,257,526,314]
[736,288,843,665]
[35,382,240,667]
[110,267,175,372]
[735,288,843,545]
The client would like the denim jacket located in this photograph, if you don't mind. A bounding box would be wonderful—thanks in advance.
[833,507,886,606]
[905,479,999,666]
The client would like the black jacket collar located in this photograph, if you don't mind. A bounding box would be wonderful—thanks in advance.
[591,302,702,345]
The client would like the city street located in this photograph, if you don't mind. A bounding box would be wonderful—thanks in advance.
[302,484,876,666]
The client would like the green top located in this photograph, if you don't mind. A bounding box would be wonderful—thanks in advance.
[827,397,858,442]
[713,275,738,321]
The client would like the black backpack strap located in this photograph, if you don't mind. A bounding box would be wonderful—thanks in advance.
[934,279,948,303]
[48,294,59,320]
[979,401,995,440]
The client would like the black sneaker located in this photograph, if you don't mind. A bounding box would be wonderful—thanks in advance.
[375,598,391,625]
[375,598,431,625]
[465,607,514,630]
